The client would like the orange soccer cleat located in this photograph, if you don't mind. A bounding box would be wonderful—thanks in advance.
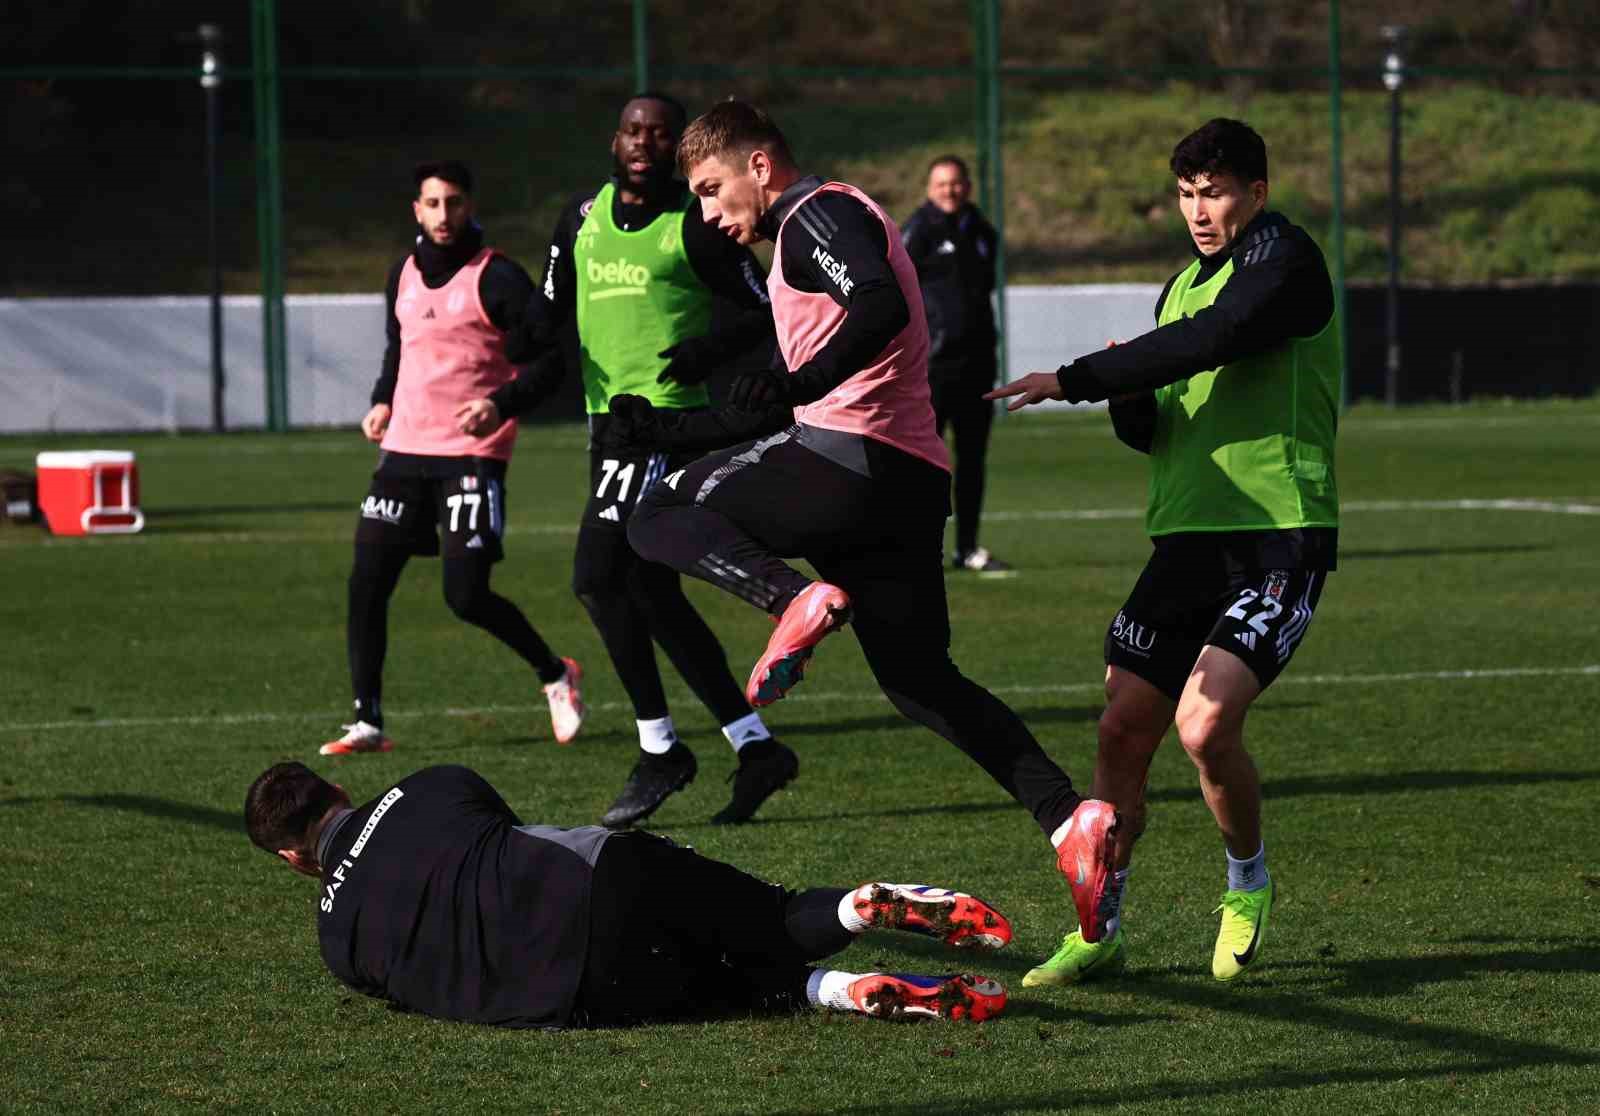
[745,581,851,707]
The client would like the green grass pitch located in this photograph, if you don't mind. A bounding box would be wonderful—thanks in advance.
[2,400,1598,1114]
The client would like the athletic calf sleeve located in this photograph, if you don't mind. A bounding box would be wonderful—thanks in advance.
[783,887,856,960]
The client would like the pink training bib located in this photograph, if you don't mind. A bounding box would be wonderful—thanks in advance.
[382,248,519,461]
[768,182,949,472]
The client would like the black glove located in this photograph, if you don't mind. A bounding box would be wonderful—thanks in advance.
[726,369,791,409]
[601,393,657,452]
[655,337,718,386]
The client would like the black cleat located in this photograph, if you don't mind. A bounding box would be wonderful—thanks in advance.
[710,738,799,825]
[601,742,697,829]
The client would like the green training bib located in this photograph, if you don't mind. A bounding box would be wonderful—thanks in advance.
[574,183,715,415]
[1147,253,1342,536]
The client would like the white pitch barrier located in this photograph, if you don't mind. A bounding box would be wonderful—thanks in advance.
[0,286,1165,433]
[0,294,383,433]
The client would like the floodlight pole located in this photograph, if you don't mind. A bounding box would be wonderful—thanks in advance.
[200,23,225,432]
[1382,25,1406,408]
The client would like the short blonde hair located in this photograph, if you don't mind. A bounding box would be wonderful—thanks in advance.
[677,99,795,176]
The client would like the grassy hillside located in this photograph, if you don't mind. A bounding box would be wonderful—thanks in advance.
[10,82,1600,295]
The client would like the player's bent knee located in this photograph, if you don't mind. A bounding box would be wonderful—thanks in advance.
[1173,701,1244,766]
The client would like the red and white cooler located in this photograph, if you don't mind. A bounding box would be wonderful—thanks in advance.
[35,450,145,535]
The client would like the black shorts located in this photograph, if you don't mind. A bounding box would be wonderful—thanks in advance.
[582,445,684,533]
[353,452,508,561]
[1105,546,1328,701]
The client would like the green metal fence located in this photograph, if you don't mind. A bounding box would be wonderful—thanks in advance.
[8,0,1599,426]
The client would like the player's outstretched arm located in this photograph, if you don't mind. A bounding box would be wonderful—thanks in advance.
[984,372,1066,412]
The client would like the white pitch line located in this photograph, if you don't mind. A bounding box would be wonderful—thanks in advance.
[5,495,1597,551]
[985,498,1600,521]
[2,663,1594,736]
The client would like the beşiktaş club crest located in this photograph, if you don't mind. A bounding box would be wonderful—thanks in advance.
[460,476,479,492]
[1263,570,1289,600]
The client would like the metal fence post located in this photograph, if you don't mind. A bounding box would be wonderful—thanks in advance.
[1328,0,1348,410]
[982,0,1007,387]
[971,0,989,209]
[252,0,288,431]
[633,0,650,92]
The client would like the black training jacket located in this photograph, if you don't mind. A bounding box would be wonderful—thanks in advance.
[316,765,609,1029]
[901,200,998,378]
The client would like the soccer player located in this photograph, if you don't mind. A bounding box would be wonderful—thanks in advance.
[322,160,585,757]
[988,118,1341,984]
[246,760,1011,1026]
[508,92,791,829]
[602,100,1121,950]
[901,155,1009,572]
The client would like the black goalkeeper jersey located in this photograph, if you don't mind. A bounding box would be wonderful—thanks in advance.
[315,765,610,1028]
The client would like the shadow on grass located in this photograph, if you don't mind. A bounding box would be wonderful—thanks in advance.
[0,793,241,832]
[1146,768,1600,806]
[674,768,1600,830]
[672,799,1020,831]
[1269,940,1600,999]
[1338,543,1548,561]
[775,705,1103,740]
[770,942,1600,1115]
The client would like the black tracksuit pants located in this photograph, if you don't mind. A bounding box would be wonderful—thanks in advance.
[627,426,1082,838]
[573,439,752,727]
[572,832,852,1026]
[931,370,996,558]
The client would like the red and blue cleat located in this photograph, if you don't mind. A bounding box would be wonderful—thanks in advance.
[851,883,1013,950]
[846,973,1008,1022]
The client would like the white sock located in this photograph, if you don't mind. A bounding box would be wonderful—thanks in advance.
[1226,843,1268,892]
[807,969,865,1011]
[837,885,872,934]
[636,715,677,755]
[720,711,771,752]
[1104,868,1130,937]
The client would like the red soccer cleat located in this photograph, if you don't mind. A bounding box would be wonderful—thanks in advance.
[1052,799,1122,943]
[745,581,851,707]
[851,883,1013,950]
[846,973,1007,1022]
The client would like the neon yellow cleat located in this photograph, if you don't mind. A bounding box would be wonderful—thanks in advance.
[1212,877,1275,981]
[1021,927,1126,987]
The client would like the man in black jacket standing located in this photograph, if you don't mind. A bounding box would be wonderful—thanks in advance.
[902,156,1008,573]
[245,761,1012,1026]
